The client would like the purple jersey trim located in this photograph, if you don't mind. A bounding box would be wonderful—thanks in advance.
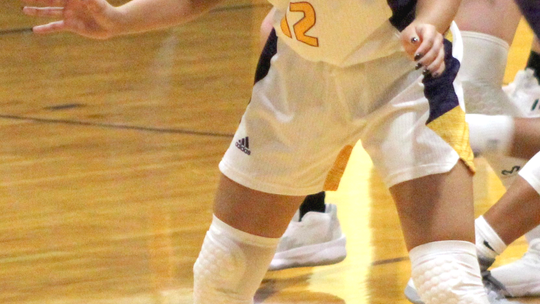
[515,0,540,39]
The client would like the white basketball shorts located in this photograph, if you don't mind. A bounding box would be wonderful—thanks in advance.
[219,26,474,196]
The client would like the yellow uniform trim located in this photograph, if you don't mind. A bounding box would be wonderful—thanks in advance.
[427,106,476,173]
[324,145,354,191]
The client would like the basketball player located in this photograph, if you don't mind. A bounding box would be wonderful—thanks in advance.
[265,0,540,273]
[22,0,494,303]
[263,1,540,302]
[483,45,540,298]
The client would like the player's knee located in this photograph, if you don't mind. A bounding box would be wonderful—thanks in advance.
[410,241,488,304]
[193,215,279,304]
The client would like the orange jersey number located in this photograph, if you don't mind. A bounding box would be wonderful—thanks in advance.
[280,2,319,47]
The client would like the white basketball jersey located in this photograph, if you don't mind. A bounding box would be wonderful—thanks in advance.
[269,0,408,66]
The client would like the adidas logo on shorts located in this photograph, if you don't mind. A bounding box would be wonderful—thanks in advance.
[235,137,251,155]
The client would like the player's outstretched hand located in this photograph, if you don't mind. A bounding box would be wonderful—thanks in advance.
[400,22,445,78]
[22,0,120,39]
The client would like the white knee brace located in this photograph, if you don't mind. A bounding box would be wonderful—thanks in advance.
[410,241,489,304]
[459,31,521,116]
[193,215,280,304]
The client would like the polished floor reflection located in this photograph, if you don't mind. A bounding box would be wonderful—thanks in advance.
[0,1,539,303]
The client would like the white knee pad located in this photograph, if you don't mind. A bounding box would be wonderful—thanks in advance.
[459,32,530,188]
[410,241,489,304]
[459,31,521,116]
[193,215,280,304]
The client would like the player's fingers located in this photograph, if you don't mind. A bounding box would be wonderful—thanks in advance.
[427,48,446,77]
[416,34,443,73]
[400,26,420,60]
[21,0,66,7]
[32,20,67,34]
[413,30,437,62]
[22,6,63,17]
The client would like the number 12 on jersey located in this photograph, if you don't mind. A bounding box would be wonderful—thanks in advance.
[280,2,319,47]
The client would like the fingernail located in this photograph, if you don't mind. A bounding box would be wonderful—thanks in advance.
[415,63,422,70]
[414,53,423,61]
[411,37,419,43]
[422,69,431,76]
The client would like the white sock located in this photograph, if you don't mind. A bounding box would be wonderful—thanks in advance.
[410,240,489,304]
[466,114,514,156]
[193,215,280,304]
[475,216,507,264]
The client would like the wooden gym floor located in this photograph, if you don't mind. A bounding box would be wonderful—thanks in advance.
[0,0,538,303]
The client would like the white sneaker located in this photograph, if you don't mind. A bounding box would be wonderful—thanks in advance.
[404,272,524,304]
[490,239,540,297]
[503,68,540,118]
[269,204,346,271]
[483,271,523,303]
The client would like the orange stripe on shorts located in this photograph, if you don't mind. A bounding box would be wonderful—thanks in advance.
[323,145,354,191]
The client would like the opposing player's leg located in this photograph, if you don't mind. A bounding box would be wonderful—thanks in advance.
[481,154,540,249]
[464,32,540,171]
[482,37,540,297]
[480,50,540,294]
[470,152,540,298]
[467,37,540,297]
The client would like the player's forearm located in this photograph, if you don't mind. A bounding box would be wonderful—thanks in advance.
[110,0,224,36]
[414,0,461,34]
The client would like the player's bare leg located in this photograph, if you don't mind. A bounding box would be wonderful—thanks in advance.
[392,161,489,303]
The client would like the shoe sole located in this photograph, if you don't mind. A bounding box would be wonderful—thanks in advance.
[404,283,424,304]
[498,282,540,297]
[492,265,540,297]
[403,280,525,304]
[268,235,346,271]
